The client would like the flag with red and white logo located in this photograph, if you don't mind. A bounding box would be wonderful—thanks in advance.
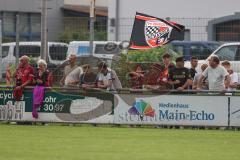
[129,12,185,49]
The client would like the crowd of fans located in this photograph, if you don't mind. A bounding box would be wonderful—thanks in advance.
[8,54,123,118]
[57,54,122,90]
[10,54,123,91]
[7,53,239,92]
[129,53,238,91]
[4,53,239,119]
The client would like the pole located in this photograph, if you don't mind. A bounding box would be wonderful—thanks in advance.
[89,0,95,56]
[41,0,48,61]
[0,20,2,80]
[16,14,20,66]
[45,1,48,62]
[115,0,119,41]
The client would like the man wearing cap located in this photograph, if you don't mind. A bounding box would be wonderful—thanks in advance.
[168,57,192,90]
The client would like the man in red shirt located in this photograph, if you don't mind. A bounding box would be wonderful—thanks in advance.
[145,63,165,89]
[162,53,175,81]
[15,55,34,90]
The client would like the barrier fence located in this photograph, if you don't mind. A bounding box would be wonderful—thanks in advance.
[0,86,240,127]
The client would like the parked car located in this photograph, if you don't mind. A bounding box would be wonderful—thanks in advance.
[1,42,68,76]
[202,42,240,72]
[185,42,240,76]
[170,41,221,60]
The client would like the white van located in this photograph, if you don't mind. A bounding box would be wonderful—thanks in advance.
[1,41,68,74]
[67,41,122,60]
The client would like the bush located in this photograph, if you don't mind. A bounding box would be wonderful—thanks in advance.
[112,45,180,88]
[58,29,107,43]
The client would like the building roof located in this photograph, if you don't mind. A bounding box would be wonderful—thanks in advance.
[62,4,108,17]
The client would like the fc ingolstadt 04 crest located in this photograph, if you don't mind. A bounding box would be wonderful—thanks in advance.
[130,12,185,49]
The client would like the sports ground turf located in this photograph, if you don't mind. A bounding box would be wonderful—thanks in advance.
[0,124,240,160]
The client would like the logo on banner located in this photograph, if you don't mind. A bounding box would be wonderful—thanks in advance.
[128,100,155,121]
[0,101,24,120]
[145,20,173,47]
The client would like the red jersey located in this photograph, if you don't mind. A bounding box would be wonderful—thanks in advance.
[15,64,34,85]
[130,74,144,89]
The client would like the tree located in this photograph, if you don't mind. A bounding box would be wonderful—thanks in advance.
[58,29,107,43]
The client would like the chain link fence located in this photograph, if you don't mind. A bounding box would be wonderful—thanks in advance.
[0,15,240,87]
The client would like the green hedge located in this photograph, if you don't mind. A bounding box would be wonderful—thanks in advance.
[112,45,181,88]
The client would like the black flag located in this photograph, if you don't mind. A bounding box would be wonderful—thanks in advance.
[129,12,185,49]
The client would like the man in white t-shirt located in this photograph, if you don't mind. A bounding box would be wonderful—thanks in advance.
[222,60,238,91]
[197,56,230,91]
[64,66,83,86]
[97,61,122,91]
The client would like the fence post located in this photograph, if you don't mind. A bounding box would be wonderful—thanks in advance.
[89,0,95,56]
[41,0,48,61]
[0,19,2,81]
[15,14,20,66]
[228,95,231,128]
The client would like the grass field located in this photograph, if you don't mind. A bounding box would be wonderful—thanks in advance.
[0,124,240,160]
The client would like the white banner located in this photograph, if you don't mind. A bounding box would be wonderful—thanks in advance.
[114,95,228,126]
[0,95,114,124]
[0,101,25,121]
[230,96,240,126]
